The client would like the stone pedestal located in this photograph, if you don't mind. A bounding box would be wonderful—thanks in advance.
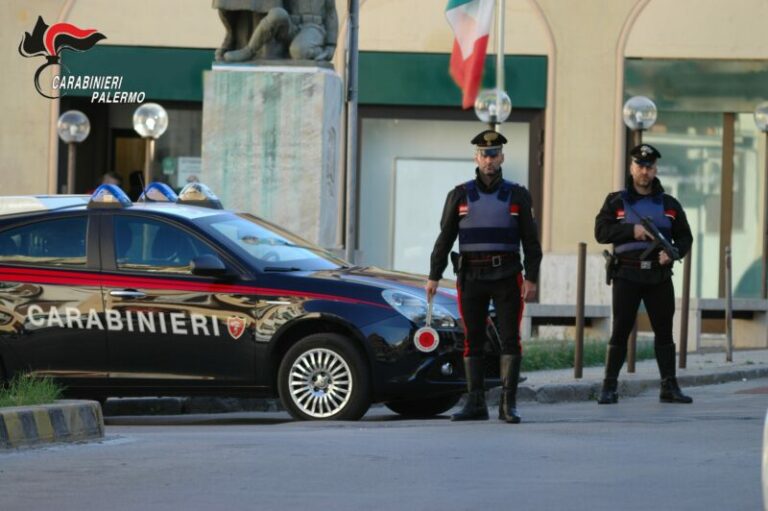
[201,64,342,247]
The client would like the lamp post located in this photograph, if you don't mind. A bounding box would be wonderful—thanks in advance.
[621,96,658,372]
[474,0,509,131]
[344,0,360,263]
[474,88,512,130]
[56,110,90,194]
[133,103,168,187]
[622,95,658,147]
[754,101,768,299]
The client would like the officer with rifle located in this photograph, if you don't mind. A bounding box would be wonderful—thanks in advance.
[595,144,694,405]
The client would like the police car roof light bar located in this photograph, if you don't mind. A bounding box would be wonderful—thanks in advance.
[177,182,223,209]
[138,182,179,203]
[88,184,132,209]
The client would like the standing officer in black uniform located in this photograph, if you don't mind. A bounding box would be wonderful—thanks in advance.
[425,129,542,423]
[595,144,693,405]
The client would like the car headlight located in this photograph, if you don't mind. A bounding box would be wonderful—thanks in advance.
[381,289,456,328]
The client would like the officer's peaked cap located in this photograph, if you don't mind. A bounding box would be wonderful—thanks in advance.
[630,144,662,165]
[471,129,507,152]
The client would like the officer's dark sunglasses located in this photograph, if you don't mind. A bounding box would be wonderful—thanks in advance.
[478,148,501,158]
[633,159,656,169]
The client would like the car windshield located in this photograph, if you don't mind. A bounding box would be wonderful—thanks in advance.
[202,213,347,271]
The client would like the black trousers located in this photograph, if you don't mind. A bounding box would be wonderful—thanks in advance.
[457,274,523,357]
[609,277,675,348]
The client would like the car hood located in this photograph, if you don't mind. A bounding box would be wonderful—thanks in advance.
[311,266,459,311]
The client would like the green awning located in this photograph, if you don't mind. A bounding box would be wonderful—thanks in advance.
[358,52,547,108]
[62,46,214,102]
[625,59,768,112]
[62,46,548,108]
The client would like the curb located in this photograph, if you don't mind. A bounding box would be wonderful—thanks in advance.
[485,365,768,406]
[104,396,282,416]
[101,366,768,416]
[0,400,104,448]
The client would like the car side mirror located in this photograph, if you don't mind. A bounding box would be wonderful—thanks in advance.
[191,254,229,278]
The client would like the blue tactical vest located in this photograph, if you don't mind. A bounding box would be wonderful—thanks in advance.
[614,191,672,255]
[458,179,520,253]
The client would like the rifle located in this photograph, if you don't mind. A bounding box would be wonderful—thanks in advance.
[638,216,680,261]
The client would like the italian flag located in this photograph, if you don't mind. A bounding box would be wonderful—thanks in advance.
[446,0,495,109]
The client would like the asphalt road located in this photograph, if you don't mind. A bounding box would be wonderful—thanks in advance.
[1,378,766,511]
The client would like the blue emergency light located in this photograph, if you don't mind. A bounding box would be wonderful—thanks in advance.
[177,182,223,209]
[138,182,179,203]
[88,184,132,209]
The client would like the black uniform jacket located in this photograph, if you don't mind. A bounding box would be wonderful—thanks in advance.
[429,169,542,283]
[595,177,693,283]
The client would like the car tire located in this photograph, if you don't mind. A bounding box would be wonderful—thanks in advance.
[278,333,371,421]
[384,394,462,418]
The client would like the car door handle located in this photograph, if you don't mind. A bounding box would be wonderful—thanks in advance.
[109,289,147,299]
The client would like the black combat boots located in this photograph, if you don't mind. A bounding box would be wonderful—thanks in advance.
[499,354,522,423]
[451,356,489,421]
[660,378,693,403]
[656,344,693,403]
[597,378,618,404]
[597,345,626,404]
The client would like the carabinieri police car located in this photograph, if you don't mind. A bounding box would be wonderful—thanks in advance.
[0,183,505,420]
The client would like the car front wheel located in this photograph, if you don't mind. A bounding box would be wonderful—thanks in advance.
[278,333,371,421]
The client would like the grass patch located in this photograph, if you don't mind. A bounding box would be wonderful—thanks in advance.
[521,338,655,372]
[0,374,63,408]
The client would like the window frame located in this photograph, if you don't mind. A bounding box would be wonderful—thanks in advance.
[0,212,96,270]
[99,211,247,278]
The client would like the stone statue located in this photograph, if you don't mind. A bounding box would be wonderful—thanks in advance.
[214,0,338,63]
[213,0,286,61]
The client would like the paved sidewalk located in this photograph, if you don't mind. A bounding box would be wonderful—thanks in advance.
[103,349,768,415]
[508,348,768,404]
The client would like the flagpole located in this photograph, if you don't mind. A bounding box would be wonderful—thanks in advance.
[495,0,505,132]
[345,0,360,263]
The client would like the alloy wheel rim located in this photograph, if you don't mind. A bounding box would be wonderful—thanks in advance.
[288,348,353,418]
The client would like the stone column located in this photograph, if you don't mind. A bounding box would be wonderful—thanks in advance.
[201,64,342,247]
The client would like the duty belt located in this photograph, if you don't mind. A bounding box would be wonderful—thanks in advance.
[291,14,324,25]
[617,256,662,270]
[463,253,514,268]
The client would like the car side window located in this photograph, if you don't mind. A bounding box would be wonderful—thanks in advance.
[0,216,87,267]
[113,216,218,275]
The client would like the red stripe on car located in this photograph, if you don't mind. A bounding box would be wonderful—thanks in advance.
[0,266,389,309]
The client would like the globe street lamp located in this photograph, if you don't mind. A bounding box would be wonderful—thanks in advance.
[754,101,768,298]
[57,110,90,194]
[474,88,512,129]
[133,103,168,188]
[623,95,658,146]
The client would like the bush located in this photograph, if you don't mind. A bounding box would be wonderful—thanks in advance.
[0,374,63,408]
[521,338,655,372]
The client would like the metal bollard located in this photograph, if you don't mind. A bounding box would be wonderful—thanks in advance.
[762,408,768,511]
[574,242,586,379]
[725,246,733,363]
[679,253,692,368]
